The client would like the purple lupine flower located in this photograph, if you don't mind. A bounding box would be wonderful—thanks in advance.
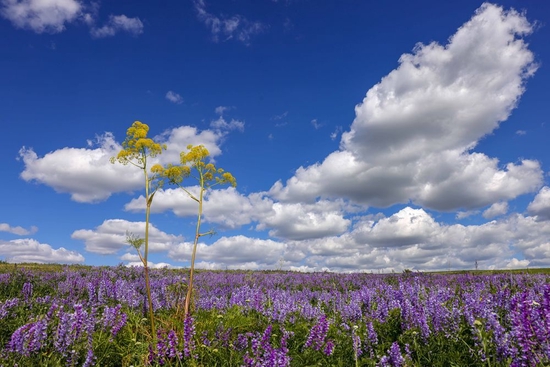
[183,315,197,359]
[7,319,48,357]
[510,291,542,366]
[201,330,212,347]
[236,333,252,351]
[352,325,362,360]
[151,329,183,365]
[364,321,378,357]
[101,304,127,341]
[378,355,391,367]
[388,342,405,367]
[242,325,292,367]
[323,340,335,356]
[22,282,33,302]
[0,298,19,320]
[303,314,330,351]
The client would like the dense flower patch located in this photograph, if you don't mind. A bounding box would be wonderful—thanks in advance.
[0,265,548,366]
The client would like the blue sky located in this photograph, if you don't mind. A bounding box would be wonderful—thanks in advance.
[1,0,550,272]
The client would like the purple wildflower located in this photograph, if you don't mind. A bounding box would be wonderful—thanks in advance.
[242,325,292,367]
[323,340,335,356]
[303,314,330,351]
[7,319,48,356]
[183,315,197,359]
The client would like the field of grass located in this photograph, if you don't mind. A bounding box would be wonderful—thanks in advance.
[0,263,549,366]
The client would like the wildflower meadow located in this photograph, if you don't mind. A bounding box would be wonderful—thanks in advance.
[0,264,549,366]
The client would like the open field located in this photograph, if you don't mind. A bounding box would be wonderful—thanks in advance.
[0,264,549,366]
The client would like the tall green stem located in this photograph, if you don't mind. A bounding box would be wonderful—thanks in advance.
[143,165,156,340]
[184,176,204,317]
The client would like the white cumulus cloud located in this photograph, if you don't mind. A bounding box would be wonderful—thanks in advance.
[271,3,542,212]
[0,238,84,264]
[18,125,231,203]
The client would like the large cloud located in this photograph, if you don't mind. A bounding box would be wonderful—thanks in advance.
[71,219,184,254]
[1,0,82,33]
[0,238,84,263]
[19,125,235,203]
[19,133,139,203]
[271,3,542,211]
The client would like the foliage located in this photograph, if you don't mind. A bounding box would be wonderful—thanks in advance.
[1,267,549,366]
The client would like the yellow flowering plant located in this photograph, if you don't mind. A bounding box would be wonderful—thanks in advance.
[110,121,166,340]
[161,144,236,317]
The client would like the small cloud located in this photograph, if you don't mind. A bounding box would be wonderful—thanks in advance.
[505,258,530,269]
[193,0,265,44]
[210,116,244,132]
[268,133,274,140]
[165,91,183,104]
[271,111,288,121]
[456,210,479,219]
[0,223,38,236]
[283,17,293,32]
[330,126,343,140]
[215,106,231,115]
[311,119,323,129]
[516,130,527,136]
[482,202,508,219]
[90,15,143,38]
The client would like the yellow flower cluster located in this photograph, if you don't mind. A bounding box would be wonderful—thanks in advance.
[111,125,236,189]
[110,121,166,167]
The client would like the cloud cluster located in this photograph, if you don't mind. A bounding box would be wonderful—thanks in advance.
[90,14,143,38]
[1,0,142,37]
[270,3,542,212]
[193,0,265,44]
[124,187,351,240]
[18,124,240,203]
[74,188,550,271]
[0,238,84,263]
